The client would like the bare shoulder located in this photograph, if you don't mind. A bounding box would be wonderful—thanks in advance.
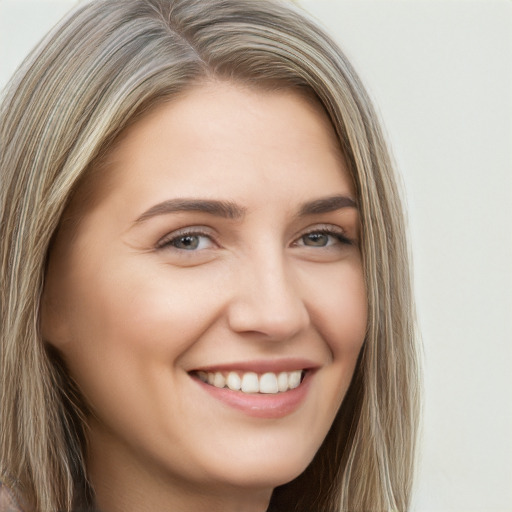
[0,482,26,512]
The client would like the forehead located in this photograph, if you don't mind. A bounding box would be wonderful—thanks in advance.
[69,81,352,220]
[114,81,342,155]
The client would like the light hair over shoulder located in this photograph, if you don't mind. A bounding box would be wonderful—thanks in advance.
[0,1,421,510]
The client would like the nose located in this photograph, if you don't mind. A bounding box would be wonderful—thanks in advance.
[226,249,310,341]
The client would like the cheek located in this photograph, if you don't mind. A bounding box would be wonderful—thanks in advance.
[54,258,227,378]
[49,261,227,441]
[305,259,367,359]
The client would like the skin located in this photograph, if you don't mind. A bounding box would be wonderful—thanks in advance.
[42,82,367,512]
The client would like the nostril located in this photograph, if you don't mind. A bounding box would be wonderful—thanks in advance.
[226,294,309,340]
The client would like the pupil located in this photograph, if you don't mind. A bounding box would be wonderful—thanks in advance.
[175,235,199,250]
[305,233,328,246]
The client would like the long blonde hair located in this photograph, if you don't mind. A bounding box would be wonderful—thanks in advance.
[0,1,421,510]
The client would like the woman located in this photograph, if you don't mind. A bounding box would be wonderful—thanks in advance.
[0,0,421,511]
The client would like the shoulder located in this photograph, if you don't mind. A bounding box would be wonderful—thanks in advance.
[0,482,26,512]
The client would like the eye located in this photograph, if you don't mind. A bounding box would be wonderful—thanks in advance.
[157,229,216,251]
[301,232,332,247]
[296,227,352,248]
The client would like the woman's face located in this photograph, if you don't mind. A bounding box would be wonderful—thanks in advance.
[42,82,367,511]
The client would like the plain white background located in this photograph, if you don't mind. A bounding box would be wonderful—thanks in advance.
[1,1,511,510]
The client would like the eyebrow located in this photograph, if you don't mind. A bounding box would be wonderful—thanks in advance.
[135,199,246,223]
[298,195,357,216]
[134,194,357,224]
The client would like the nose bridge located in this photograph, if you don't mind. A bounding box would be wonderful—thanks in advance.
[227,242,310,339]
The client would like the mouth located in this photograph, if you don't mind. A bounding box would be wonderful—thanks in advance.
[191,369,306,394]
[188,362,315,418]
[188,360,317,418]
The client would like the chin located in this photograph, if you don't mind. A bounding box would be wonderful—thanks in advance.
[201,444,316,491]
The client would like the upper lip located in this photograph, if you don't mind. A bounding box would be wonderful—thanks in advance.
[189,358,320,374]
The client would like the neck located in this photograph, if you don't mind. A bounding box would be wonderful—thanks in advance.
[92,476,271,512]
[93,484,270,512]
[87,426,272,512]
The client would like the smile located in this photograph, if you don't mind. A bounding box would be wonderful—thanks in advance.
[189,359,317,418]
[196,370,305,394]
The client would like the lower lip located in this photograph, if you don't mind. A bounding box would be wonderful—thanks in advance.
[192,372,313,419]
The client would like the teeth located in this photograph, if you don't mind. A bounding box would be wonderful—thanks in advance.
[259,372,279,394]
[289,370,302,389]
[277,372,289,392]
[241,372,259,393]
[197,369,304,394]
[226,371,241,391]
[213,372,226,388]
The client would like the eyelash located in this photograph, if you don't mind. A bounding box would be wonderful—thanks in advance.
[295,226,353,248]
[156,225,353,252]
